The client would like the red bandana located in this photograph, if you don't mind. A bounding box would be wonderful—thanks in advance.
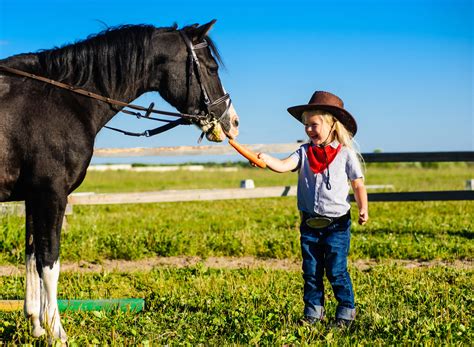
[306,143,342,174]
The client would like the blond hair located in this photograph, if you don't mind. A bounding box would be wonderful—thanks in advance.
[302,110,365,167]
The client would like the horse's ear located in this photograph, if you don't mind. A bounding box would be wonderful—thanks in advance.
[194,19,217,41]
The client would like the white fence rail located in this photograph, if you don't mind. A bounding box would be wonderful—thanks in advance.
[93,143,300,157]
[0,186,298,216]
[68,186,298,205]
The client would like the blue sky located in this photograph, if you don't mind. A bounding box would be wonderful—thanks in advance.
[0,0,472,163]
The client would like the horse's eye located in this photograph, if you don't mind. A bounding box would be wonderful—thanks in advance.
[209,66,218,75]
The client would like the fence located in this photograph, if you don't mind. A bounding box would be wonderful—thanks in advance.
[91,144,474,202]
[1,145,473,216]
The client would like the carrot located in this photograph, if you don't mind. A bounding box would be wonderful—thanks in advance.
[228,139,267,168]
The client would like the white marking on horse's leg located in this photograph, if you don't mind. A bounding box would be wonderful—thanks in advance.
[40,260,67,343]
[24,253,45,337]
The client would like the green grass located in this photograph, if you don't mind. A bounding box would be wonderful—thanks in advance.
[1,164,472,344]
[77,166,298,192]
[1,265,472,345]
[1,199,472,264]
[76,163,474,193]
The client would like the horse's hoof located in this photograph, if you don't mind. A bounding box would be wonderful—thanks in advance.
[56,328,68,343]
[48,331,68,346]
[32,326,46,337]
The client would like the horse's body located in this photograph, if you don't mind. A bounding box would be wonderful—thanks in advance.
[0,21,238,342]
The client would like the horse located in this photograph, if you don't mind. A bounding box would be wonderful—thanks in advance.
[0,20,239,343]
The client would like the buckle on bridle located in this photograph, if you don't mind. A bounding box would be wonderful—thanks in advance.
[144,102,155,118]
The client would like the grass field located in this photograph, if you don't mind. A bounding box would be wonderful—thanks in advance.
[1,163,473,344]
[75,163,473,192]
[1,266,472,345]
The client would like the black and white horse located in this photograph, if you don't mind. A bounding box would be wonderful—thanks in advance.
[0,20,239,342]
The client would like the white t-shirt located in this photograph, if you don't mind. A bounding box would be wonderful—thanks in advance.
[290,141,364,217]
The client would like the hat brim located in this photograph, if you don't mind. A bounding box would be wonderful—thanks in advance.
[287,104,357,136]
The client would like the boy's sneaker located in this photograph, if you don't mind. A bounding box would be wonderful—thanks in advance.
[299,316,322,325]
[333,318,353,329]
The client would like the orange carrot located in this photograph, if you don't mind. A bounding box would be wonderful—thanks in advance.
[228,139,267,168]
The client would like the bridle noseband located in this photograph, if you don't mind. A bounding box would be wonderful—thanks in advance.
[0,29,232,140]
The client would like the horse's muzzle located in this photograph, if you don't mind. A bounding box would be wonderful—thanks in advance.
[201,104,239,142]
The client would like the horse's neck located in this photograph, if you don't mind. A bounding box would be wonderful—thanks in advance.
[6,30,177,133]
[80,54,149,105]
[72,35,168,129]
[65,42,161,131]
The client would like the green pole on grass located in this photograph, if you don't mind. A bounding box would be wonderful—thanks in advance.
[58,298,144,312]
[0,298,144,312]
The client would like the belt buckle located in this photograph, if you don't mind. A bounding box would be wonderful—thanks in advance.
[305,216,333,229]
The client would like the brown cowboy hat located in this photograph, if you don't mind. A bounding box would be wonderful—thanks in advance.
[287,91,357,136]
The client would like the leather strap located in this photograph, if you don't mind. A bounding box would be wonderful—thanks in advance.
[0,64,202,121]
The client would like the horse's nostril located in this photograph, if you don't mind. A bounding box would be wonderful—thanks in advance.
[233,119,239,127]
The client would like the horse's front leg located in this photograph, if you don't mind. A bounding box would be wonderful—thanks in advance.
[40,258,65,343]
[26,187,68,343]
[24,209,44,337]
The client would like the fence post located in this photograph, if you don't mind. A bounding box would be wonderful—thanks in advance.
[466,179,474,190]
[240,179,255,189]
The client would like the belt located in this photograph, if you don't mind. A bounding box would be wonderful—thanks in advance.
[302,210,351,229]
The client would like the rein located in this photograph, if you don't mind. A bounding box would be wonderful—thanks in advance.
[0,64,201,137]
[0,30,232,139]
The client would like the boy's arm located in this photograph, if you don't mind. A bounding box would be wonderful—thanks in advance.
[256,153,299,173]
[351,178,369,225]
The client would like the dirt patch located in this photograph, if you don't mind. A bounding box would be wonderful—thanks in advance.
[0,257,472,277]
[351,259,474,271]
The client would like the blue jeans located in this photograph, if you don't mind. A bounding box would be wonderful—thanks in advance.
[300,212,356,320]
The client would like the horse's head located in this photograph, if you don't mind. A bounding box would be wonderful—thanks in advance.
[152,20,239,142]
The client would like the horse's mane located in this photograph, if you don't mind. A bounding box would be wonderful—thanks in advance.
[36,24,223,94]
[37,25,159,92]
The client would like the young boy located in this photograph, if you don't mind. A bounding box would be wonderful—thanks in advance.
[256,91,368,326]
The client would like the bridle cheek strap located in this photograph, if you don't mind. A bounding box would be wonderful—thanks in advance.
[179,31,232,124]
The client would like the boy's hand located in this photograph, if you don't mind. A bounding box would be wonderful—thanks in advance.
[229,139,266,168]
[250,152,269,167]
[257,153,270,162]
[358,209,369,225]
[252,153,298,173]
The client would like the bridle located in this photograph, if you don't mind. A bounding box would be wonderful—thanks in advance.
[179,30,232,142]
[0,29,232,140]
